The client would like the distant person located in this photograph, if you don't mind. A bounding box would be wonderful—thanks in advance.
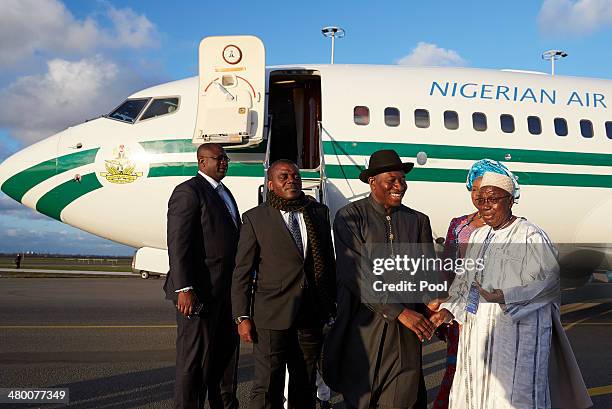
[433,159,516,409]
[324,149,436,409]
[433,171,592,409]
[232,159,336,409]
[14,253,22,269]
[164,143,240,409]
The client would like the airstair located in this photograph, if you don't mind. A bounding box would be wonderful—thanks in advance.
[260,120,327,205]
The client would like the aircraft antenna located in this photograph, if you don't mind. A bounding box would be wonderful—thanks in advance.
[541,50,568,76]
[321,26,345,64]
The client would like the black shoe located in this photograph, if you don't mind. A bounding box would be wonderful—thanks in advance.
[318,399,330,409]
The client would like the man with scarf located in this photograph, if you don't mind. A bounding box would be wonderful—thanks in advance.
[323,149,436,409]
[231,159,336,409]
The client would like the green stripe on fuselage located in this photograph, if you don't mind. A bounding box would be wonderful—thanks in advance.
[145,162,612,188]
[148,162,320,179]
[36,173,102,221]
[1,148,98,202]
[5,138,611,222]
[139,138,612,167]
[140,139,268,154]
[323,141,612,167]
[323,164,612,188]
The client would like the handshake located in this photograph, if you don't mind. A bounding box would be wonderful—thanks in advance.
[396,298,454,342]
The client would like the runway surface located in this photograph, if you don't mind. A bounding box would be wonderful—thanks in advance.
[0,268,134,277]
[0,277,610,408]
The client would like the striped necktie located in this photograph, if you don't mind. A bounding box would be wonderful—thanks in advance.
[288,211,304,256]
[216,184,237,226]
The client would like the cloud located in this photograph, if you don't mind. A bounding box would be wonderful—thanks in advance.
[0,0,159,68]
[0,55,160,144]
[0,194,52,220]
[397,42,466,67]
[0,137,18,161]
[539,0,612,35]
[107,6,158,49]
[0,219,135,256]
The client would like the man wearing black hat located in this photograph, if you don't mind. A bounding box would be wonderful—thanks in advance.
[322,149,436,409]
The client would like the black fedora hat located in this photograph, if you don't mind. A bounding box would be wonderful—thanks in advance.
[359,149,414,183]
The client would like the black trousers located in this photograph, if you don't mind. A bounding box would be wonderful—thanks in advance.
[174,302,239,409]
[250,325,323,409]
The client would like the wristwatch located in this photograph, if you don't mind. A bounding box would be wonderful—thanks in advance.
[234,316,249,325]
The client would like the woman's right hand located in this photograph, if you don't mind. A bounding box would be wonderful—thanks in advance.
[429,308,454,328]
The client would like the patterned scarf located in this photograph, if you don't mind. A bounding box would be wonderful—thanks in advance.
[266,190,335,319]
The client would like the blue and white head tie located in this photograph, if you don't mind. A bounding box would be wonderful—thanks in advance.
[466,159,520,200]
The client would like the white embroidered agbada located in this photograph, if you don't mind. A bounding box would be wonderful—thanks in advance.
[441,217,591,409]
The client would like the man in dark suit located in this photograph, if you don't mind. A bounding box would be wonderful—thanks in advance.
[232,159,336,409]
[164,143,240,409]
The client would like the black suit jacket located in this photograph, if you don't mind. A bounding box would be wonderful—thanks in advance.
[231,201,335,330]
[164,174,239,305]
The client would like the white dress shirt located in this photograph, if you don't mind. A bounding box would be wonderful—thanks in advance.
[199,171,238,226]
[280,210,308,258]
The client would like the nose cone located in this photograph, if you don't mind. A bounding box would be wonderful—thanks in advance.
[0,135,59,204]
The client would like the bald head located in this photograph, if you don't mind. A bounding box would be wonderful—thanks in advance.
[197,143,223,158]
[197,143,228,181]
[267,159,298,179]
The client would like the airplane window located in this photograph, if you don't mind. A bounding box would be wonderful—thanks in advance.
[580,119,593,138]
[414,109,430,128]
[384,107,400,127]
[444,110,459,130]
[140,97,180,121]
[354,106,370,126]
[606,122,612,139]
[528,116,542,135]
[554,118,568,137]
[500,114,515,133]
[107,98,150,124]
[472,112,487,131]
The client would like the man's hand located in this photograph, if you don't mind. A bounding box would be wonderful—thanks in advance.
[427,297,448,312]
[397,308,436,342]
[237,319,254,343]
[475,282,505,304]
[429,308,454,328]
[177,290,198,317]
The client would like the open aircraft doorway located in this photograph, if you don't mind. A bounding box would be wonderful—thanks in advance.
[267,71,322,170]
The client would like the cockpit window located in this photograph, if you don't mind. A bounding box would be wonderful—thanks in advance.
[140,97,180,121]
[107,98,150,123]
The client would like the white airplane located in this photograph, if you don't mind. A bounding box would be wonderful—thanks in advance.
[1,35,610,279]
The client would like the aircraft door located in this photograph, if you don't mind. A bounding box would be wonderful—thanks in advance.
[193,36,266,148]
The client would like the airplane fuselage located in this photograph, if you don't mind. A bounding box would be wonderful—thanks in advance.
[1,64,611,274]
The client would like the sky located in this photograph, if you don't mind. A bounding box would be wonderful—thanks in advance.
[1,0,612,255]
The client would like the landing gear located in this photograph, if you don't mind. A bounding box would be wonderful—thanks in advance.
[140,271,149,279]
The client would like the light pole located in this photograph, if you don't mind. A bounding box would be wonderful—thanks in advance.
[542,50,568,76]
[321,26,345,64]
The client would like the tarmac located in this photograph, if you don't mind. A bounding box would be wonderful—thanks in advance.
[0,277,610,408]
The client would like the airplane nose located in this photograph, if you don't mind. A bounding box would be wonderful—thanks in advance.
[0,135,59,205]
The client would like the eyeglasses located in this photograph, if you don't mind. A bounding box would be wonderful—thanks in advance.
[476,195,511,206]
[203,155,230,162]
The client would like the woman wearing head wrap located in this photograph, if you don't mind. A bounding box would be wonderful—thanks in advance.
[429,171,591,409]
[433,159,518,409]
